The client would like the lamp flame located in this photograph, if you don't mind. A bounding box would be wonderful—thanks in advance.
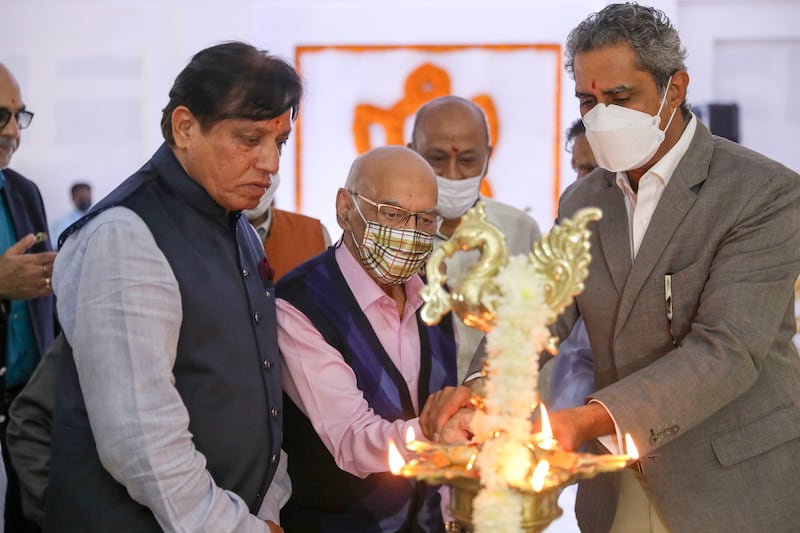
[405,426,415,446]
[466,451,478,471]
[539,404,557,450]
[624,433,639,460]
[388,438,406,475]
[531,460,550,492]
[540,404,552,437]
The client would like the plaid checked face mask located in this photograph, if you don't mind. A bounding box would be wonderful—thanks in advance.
[350,198,434,285]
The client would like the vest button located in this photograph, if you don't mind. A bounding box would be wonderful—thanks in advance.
[242,268,249,278]
[271,453,279,464]
[271,407,279,417]
[263,360,273,369]
[265,289,271,298]
[254,312,261,324]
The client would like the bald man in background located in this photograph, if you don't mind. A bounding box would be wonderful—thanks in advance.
[409,95,541,381]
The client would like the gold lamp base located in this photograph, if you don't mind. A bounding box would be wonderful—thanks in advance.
[398,203,625,532]
[448,477,563,533]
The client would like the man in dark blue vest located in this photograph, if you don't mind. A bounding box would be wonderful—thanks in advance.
[277,146,457,532]
[41,42,301,533]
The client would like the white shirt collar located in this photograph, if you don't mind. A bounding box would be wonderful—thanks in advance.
[616,113,698,191]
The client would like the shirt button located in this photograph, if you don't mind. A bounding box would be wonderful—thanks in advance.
[263,360,273,370]
[271,453,279,464]
[254,312,261,324]
[406,376,413,383]
[0,367,6,376]
[0,415,6,424]
[271,407,279,417]
[265,289,271,298]
[242,268,249,278]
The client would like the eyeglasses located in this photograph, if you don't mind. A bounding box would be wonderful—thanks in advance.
[351,192,442,233]
[0,107,34,130]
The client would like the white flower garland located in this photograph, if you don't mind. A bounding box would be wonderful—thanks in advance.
[470,254,552,532]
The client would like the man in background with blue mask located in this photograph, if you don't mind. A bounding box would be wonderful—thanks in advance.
[408,96,541,382]
[276,146,457,532]
[421,3,800,533]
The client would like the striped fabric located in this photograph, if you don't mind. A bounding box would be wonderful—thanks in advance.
[354,221,433,285]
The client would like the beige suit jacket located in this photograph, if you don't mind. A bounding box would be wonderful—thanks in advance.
[556,120,800,533]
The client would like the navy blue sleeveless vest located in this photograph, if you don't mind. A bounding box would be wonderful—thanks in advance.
[277,248,456,533]
[45,144,283,532]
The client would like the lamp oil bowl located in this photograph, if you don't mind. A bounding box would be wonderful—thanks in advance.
[390,413,637,533]
[448,476,562,533]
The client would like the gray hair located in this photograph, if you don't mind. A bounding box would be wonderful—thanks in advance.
[564,3,690,119]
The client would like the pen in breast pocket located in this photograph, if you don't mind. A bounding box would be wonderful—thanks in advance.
[665,274,677,345]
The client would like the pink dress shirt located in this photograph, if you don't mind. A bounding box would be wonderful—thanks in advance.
[277,242,438,479]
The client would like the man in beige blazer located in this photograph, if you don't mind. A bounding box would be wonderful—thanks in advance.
[421,4,800,532]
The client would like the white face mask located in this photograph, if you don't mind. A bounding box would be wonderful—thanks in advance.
[436,160,486,219]
[242,173,280,220]
[582,76,676,172]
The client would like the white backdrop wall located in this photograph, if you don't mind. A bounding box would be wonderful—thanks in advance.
[2,0,798,236]
[2,2,799,531]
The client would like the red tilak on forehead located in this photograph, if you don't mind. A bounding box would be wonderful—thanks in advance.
[592,79,596,89]
[451,146,459,153]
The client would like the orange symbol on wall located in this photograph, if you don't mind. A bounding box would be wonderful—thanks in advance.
[353,63,498,198]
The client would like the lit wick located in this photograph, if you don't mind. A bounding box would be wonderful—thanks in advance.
[404,426,433,453]
[624,433,639,460]
[388,438,407,475]
[531,460,550,492]
[538,404,558,450]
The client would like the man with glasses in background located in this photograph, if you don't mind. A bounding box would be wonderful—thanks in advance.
[565,118,598,179]
[0,62,57,533]
[276,145,456,532]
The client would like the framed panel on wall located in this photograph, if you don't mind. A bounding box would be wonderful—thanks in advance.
[294,44,563,235]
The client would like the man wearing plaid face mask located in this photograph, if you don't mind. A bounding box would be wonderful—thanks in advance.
[275,146,457,532]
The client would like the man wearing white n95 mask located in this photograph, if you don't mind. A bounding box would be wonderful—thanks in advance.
[421,5,800,533]
[408,95,541,381]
